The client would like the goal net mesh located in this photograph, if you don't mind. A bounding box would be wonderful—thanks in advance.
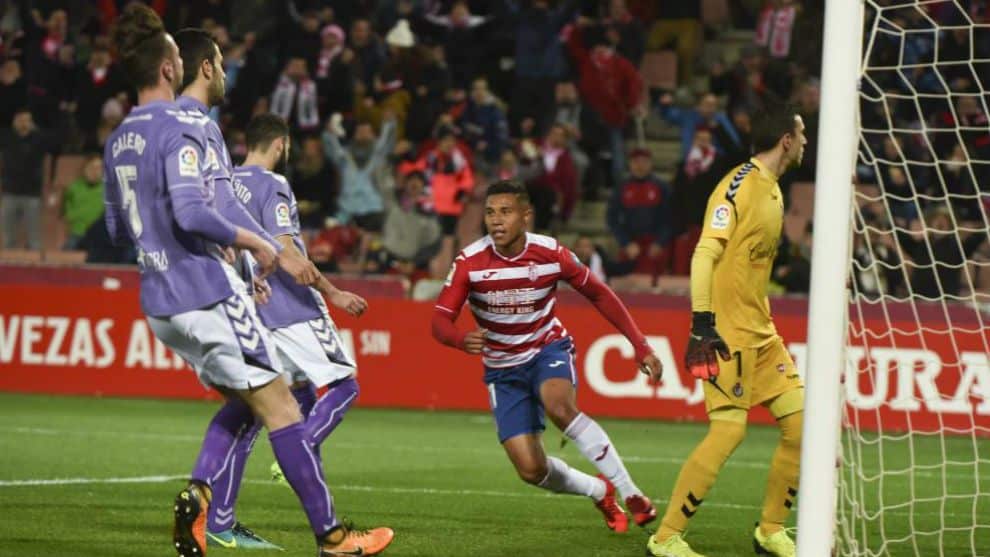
[840,1,990,555]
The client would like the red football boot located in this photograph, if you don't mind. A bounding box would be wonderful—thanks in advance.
[625,493,658,527]
[593,475,629,533]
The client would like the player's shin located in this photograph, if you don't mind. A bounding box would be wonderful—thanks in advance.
[759,410,802,536]
[306,377,359,448]
[269,422,338,536]
[207,421,262,533]
[563,412,642,500]
[538,456,607,500]
[657,415,746,541]
[190,399,255,486]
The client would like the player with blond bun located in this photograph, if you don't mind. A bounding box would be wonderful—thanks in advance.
[645,104,808,557]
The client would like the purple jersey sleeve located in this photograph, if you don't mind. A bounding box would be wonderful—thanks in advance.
[215,177,281,250]
[259,175,297,238]
[163,131,237,245]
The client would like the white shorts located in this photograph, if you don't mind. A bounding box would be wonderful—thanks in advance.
[147,265,282,390]
[273,312,356,387]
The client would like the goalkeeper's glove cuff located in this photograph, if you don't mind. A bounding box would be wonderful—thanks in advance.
[691,311,717,333]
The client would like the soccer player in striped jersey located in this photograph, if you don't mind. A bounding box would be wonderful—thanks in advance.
[432,179,662,533]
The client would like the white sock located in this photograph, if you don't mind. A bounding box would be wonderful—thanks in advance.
[564,413,642,500]
[538,456,606,500]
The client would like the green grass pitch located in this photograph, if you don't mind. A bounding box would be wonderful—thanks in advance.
[0,393,986,556]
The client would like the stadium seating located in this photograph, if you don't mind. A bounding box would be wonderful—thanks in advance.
[42,250,87,264]
[0,249,43,263]
[702,0,731,26]
[640,51,678,92]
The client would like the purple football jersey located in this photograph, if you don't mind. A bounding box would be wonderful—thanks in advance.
[103,100,238,317]
[176,96,276,255]
[232,165,323,328]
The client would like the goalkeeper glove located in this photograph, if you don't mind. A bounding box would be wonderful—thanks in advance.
[685,311,731,380]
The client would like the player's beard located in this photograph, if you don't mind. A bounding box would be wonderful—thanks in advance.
[207,77,225,107]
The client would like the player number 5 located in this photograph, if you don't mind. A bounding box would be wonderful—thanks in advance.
[115,165,143,238]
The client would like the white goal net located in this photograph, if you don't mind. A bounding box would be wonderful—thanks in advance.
[839,0,990,555]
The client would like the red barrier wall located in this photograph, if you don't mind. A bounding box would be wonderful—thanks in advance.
[1,267,988,432]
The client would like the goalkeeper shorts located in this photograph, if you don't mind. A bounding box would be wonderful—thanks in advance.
[703,336,803,414]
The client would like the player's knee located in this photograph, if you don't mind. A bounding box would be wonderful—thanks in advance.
[545,402,579,431]
[249,381,304,431]
[260,403,303,431]
[708,417,747,453]
[516,461,549,485]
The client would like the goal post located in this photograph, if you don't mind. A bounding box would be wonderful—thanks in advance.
[796,1,864,555]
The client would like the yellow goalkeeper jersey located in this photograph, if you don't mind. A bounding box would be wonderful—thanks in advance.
[700,157,784,349]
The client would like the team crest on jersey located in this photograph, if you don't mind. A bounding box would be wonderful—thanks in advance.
[711,204,731,230]
[528,262,539,282]
[275,202,291,227]
[777,363,786,373]
[733,382,744,397]
[178,146,199,177]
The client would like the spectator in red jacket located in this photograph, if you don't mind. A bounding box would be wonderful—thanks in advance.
[528,124,578,230]
[606,147,674,278]
[422,125,475,236]
[565,21,644,186]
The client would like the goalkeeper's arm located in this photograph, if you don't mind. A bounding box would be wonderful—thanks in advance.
[686,238,732,379]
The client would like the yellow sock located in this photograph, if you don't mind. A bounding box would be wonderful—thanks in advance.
[656,416,746,541]
[759,411,803,535]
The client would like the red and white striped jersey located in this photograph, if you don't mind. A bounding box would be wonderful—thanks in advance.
[435,233,591,368]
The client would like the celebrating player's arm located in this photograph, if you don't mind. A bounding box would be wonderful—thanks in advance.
[557,246,663,380]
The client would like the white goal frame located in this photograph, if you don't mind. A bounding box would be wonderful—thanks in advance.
[796,1,865,556]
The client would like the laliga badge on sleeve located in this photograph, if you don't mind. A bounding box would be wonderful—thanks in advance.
[275,202,291,227]
[711,204,731,230]
[178,146,199,177]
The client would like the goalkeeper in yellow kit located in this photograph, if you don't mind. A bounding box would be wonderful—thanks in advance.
[646,105,808,557]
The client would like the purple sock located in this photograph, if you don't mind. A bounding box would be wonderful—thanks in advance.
[190,399,255,486]
[306,377,359,447]
[206,420,262,532]
[293,382,320,459]
[269,422,337,536]
[292,383,318,418]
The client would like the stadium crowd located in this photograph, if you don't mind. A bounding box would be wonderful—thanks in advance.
[0,0,987,300]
